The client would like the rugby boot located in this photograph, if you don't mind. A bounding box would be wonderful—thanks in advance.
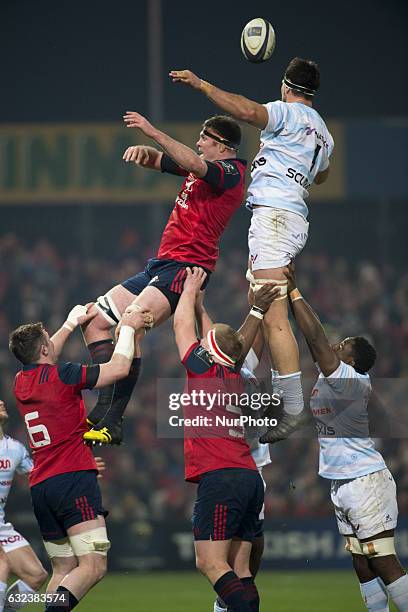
[83,417,124,446]
[259,409,310,444]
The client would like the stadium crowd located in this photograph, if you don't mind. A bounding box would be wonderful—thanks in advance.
[1,226,408,526]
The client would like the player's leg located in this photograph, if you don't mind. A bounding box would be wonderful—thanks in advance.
[344,536,390,611]
[0,546,10,612]
[4,543,47,610]
[358,530,408,611]
[247,208,309,442]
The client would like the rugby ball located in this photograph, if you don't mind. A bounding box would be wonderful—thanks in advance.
[241,18,275,63]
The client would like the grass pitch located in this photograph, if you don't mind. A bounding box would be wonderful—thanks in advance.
[25,570,397,611]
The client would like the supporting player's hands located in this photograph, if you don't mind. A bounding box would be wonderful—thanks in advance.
[94,456,106,479]
[169,70,202,90]
[253,284,281,313]
[121,307,154,332]
[123,145,159,167]
[123,111,157,138]
[183,267,207,296]
[63,303,97,332]
[284,262,297,293]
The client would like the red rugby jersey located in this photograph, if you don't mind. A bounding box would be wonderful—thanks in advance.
[14,362,99,487]
[158,156,247,271]
[181,342,256,483]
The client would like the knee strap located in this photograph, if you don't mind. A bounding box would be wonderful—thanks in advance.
[361,537,396,558]
[345,536,364,555]
[246,269,288,301]
[95,294,121,326]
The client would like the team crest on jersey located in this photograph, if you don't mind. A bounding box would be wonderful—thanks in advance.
[218,161,238,175]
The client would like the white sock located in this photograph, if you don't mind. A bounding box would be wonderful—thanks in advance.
[5,580,36,610]
[360,577,389,611]
[214,599,227,612]
[387,574,408,611]
[278,371,304,415]
[0,580,7,612]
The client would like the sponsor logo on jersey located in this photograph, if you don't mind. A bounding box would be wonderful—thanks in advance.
[0,460,11,470]
[251,157,267,173]
[286,168,311,189]
[304,127,329,150]
[149,276,159,284]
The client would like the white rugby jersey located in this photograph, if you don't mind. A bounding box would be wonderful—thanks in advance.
[0,436,33,523]
[310,361,386,480]
[241,349,271,469]
[247,101,334,218]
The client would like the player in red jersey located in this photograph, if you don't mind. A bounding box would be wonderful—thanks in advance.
[83,111,247,445]
[173,267,279,612]
[9,303,151,612]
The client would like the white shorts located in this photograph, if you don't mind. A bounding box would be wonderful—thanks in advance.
[248,207,309,270]
[0,522,29,553]
[331,468,398,540]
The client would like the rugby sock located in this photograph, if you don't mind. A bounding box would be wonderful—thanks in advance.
[241,577,259,612]
[213,571,252,611]
[5,580,36,610]
[360,578,389,611]
[87,339,115,425]
[387,574,408,611]
[278,371,304,415]
[45,586,79,611]
[106,357,141,424]
[214,597,227,611]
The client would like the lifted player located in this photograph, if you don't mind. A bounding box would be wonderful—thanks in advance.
[170,58,334,441]
[83,111,247,445]
[266,263,408,612]
[9,303,150,612]
[174,268,278,612]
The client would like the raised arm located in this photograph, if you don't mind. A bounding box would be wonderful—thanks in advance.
[122,145,163,171]
[169,70,269,130]
[51,304,97,358]
[285,264,340,376]
[236,283,280,368]
[174,268,207,360]
[123,111,208,178]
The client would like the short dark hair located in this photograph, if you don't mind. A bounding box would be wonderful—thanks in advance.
[9,322,46,365]
[352,336,377,374]
[203,115,241,149]
[284,57,320,98]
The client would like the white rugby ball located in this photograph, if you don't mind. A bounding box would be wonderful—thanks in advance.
[241,18,275,63]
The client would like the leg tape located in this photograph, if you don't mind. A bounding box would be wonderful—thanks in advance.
[361,537,396,558]
[44,538,74,559]
[95,294,121,326]
[69,528,111,557]
[246,269,288,300]
[345,536,364,555]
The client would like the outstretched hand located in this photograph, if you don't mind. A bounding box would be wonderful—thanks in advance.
[183,267,207,295]
[123,111,157,138]
[253,284,281,313]
[169,70,202,90]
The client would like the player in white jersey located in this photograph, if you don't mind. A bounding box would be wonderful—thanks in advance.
[170,58,334,441]
[269,264,408,612]
[0,401,48,611]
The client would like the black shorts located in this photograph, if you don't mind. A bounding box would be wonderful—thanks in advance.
[122,258,211,314]
[192,468,264,542]
[31,470,106,541]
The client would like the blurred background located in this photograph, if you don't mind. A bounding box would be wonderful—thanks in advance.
[1,0,408,606]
